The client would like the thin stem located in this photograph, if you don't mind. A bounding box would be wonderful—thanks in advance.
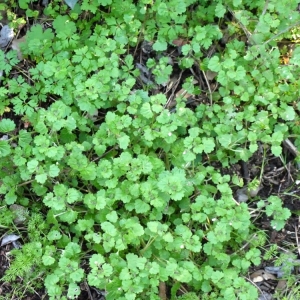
[201,69,213,106]
[263,21,300,45]
[17,179,35,187]
[140,236,157,255]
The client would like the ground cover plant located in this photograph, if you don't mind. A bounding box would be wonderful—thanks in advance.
[0,0,300,299]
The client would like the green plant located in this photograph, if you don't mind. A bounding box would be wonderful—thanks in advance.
[177,292,198,300]
[261,246,300,300]
[257,196,291,230]
[2,242,43,282]
[1,0,300,299]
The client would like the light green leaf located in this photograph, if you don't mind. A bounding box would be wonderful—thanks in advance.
[64,242,80,257]
[76,219,94,231]
[223,58,235,69]
[106,211,118,223]
[140,102,154,119]
[227,69,236,79]
[249,143,258,153]
[5,189,17,205]
[67,283,81,299]
[69,267,84,283]
[271,145,282,156]
[281,106,295,121]
[235,66,246,80]
[45,147,59,158]
[58,209,78,224]
[218,134,231,148]
[163,232,174,243]
[96,190,106,210]
[118,134,130,150]
[272,131,283,144]
[233,0,242,6]
[84,193,96,209]
[18,130,32,147]
[173,268,192,283]
[217,70,228,85]
[157,2,168,16]
[0,118,16,132]
[101,221,117,236]
[147,221,159,233]
[153,39,167,51]
[43,192,66,210]
[181,44,191,56]
[35,173,47,184]
[0,141,11,157]
[215,3,226,18]
[42,255,55,266]
[290,47,300,66]
[208,56,221,72]
[149,262,160,275]
[47,230,62,241]
[48,164,60,177]
[80,163,97,180]
[134,199,150,213]
[239,148,252,161]
[27,159,39,173]
[67,188,81,204]
[270,219,285,231]
[89,254,105,268]
[202,137,215,153]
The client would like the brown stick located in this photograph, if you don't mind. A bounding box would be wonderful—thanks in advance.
[159,281,167,300]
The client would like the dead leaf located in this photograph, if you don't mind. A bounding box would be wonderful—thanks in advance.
[141,40,153,54]
[11,36,26,60]
[206,70,218,81]
[0,25,14,49]
[175,79,198,100]
[262,271,276,280]
[172,38,188,47]
[1,234,20,246]
[250,270,264,280]
[24,121,31,128]
[252,275,264,283]
[250,270,276,282]
[276,279,287,290]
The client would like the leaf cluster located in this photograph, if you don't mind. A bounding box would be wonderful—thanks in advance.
[1,0,300,299]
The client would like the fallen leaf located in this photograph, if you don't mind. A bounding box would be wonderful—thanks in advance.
[206,70,218,81]
[1,234,20,246]
[141,40,153,53]
[250,270,264,281]
[11,36,26,60]
[252,275,264,283]
[276,279,287,290]
[262,271,276,280]
[175,79,198,100]
[0,25,14,49]
[172,38,188,47]
[250,270,276,282]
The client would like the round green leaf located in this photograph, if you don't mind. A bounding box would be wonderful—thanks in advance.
[0,140,11,157]
[47,230,62,241]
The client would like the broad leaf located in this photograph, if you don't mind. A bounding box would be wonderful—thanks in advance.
[0,118,15,132]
